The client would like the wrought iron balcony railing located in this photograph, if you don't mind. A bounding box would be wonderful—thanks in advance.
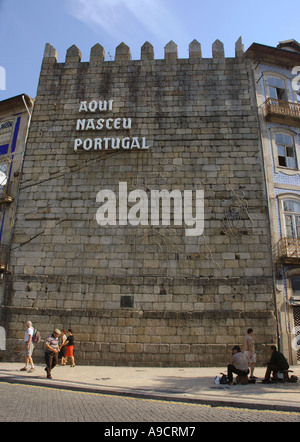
[264,98,300,126]
[274,237,300,264]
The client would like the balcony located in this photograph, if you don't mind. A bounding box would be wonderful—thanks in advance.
[264,98,300,127]
[275,237,300,264]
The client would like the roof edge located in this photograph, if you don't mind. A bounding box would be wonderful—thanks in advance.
[0,94,34,112]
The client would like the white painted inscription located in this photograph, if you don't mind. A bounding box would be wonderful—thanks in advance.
[74,100,150,152]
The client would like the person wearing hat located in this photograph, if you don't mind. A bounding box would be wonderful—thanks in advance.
[227,345,250,384]
[44,329,61,379]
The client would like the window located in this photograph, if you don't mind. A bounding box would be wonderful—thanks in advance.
[267,76,287,101]
[270,129,299,174]
[292,276,300,295]
[0,120,14,145]
[283,199,300,238]
[0,161,9,198]
[275,133,297,169]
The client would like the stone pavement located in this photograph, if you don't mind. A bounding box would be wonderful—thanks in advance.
[0,363,299,413]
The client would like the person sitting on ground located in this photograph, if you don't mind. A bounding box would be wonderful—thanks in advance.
[262,345,289,383]
[227,345,250,385]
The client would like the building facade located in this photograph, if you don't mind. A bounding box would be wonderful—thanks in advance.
[0,39,277,366]
[0,94,34,352]
[246,39,300,364]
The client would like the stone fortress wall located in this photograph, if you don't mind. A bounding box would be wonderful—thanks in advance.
[1,38,277,366]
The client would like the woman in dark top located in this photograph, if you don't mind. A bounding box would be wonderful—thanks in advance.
[61,328,75,367]
[262,345,289,383]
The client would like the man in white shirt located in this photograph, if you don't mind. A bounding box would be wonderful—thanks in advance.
[243,328,257,379]
[20,321,35,372]
[227,345,249,384]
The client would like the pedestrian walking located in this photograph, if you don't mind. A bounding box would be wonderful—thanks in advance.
[243,328,257,379]
[44,329,61,379]
[58,329,67,365]
[60,328,75,367]
[20,320,35,373]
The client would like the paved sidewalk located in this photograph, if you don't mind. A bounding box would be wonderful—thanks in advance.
[0,363,299,412]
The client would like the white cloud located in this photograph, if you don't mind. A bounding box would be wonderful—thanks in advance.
[66,0,188,43]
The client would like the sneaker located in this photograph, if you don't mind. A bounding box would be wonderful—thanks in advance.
[261,379,271,384]
[20,367,28,371]
[28,368,35,373]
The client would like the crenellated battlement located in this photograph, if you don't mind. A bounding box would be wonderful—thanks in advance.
[43,37,245,65]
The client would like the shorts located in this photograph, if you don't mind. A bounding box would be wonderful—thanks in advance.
[244,350,256,364]
[65,345,74,357]
[24,341,34,357]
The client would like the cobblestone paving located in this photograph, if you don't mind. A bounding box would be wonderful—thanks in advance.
[0,382,299,423]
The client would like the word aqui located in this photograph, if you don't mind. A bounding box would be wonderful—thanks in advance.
[96,182,204,237]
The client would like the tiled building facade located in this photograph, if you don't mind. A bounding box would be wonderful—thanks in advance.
[246,40,300,364]
[0,94,34,352]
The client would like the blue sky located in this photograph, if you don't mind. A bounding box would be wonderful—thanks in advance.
[0,0,300,100]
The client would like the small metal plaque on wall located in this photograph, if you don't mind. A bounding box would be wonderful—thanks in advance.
[120,295,134,308]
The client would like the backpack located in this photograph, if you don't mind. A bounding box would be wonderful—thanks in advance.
[220,373,229,384]
[289,375,298,383]
[32,328,41,344]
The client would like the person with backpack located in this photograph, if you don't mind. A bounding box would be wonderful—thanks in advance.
[20,320,35,373]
